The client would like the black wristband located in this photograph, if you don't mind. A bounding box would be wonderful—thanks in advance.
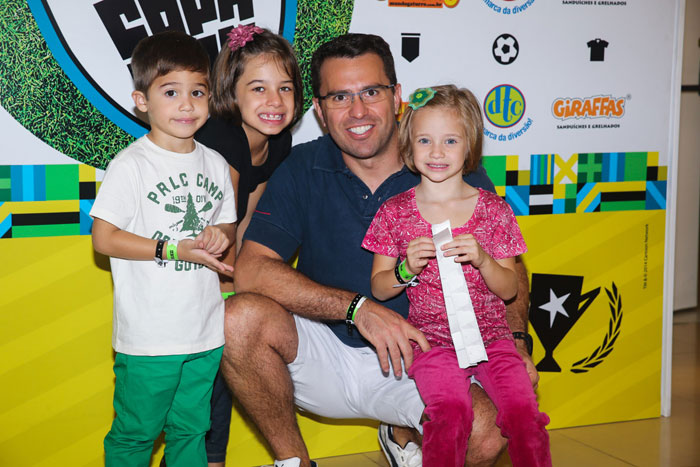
[346,293,365,336]
[394,263,407,284]
[155,239,166,260]
[513,331,533,356]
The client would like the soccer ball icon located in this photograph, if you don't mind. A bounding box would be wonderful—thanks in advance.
[492,34,519,65]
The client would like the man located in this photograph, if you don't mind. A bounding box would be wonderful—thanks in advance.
[222,33,537,467]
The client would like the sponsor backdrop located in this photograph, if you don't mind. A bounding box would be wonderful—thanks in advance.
[0,0,682,465]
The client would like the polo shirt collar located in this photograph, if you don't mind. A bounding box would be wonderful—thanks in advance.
[311,135,348,173]
[311,134,413,180]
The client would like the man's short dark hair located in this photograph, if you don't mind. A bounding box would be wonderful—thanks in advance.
[310,33,397,97]
[131,31,210,94]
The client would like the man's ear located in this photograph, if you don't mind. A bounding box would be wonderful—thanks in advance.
[132,90,148,113]
[392,83,403,115]
[312,97,326,128]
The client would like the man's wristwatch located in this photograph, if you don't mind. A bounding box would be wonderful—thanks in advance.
[513,331,533,356]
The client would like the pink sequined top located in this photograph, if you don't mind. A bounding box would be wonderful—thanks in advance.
[362,187,527,355]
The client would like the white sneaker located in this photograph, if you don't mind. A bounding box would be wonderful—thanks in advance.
[270,458,317,467]
[378,423,422,467]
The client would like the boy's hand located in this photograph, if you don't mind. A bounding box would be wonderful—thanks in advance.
[194,225,230,256]
[178,238,234,274]
[405,236,435,276]
[442,233,489,268]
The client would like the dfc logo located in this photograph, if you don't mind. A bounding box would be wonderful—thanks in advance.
[483,84,525,128]
[529,273,624,373]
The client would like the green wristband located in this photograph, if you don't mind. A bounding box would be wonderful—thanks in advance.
[166,239,179,261]
[398,260,415,282]
[221,291,236,300]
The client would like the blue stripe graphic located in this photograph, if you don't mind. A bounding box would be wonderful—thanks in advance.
[0,213,11,237]
[647,181,666,209]
[34,165,46,200]
[282,0,297,45]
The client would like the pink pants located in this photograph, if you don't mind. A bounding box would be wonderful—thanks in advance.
[408,340,551,467]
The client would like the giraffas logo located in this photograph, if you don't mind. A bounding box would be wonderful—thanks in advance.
[388,0,459,7]
[482,0,535,15]
[552,95,626,120]
[33,1,287,136]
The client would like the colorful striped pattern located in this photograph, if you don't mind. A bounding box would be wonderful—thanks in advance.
[482,151,666,216]
[0,152,668,239]
[0,164,97,238]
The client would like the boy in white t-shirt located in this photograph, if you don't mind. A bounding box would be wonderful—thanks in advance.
[90,31,236,467]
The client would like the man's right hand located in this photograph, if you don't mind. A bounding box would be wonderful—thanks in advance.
[353,299,431,378]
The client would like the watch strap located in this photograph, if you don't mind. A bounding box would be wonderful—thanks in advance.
[512,331,533,356]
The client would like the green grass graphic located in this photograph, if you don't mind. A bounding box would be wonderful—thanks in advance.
[0,1,354,169]
[0,0,133,170]
[294,0,354,112]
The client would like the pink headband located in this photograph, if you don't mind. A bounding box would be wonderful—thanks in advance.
[227,24,264,52]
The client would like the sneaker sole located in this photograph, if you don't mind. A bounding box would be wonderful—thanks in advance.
[378,429,400,467]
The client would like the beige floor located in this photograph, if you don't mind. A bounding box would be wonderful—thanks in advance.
[313,309,700,467]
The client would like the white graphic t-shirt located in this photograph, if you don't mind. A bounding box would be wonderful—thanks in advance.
[90,136,236,355]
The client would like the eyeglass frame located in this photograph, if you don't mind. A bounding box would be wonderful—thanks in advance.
[317,84,397,108]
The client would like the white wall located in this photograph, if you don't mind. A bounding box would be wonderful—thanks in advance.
[674,0,700,311]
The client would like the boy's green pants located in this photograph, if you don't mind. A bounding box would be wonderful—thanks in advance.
[104,346,223,467]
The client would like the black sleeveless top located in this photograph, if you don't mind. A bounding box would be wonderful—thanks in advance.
[196,117,292,221]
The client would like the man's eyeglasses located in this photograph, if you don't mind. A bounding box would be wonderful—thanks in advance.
[318,84,396,109]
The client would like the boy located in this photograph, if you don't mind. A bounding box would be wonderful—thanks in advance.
[90,31,236,467]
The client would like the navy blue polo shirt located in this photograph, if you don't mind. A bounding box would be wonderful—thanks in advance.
[244,134,495,348]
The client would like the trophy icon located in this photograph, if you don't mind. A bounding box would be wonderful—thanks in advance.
[529,273,600,372]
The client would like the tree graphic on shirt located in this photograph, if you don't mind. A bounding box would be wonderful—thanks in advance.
[180,193,201,237]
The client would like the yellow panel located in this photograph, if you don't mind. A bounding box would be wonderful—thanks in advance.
[518,170,530,185]
[598,181,646,192]
[506,155,519,170]
[0,209,666,464]
[647,151,659,166]
[79,163,96,182]
[519,210,664,428]
[553,183,566,198]
[0,200,80,218]
[0,237,381,466]
[657,166,667,181]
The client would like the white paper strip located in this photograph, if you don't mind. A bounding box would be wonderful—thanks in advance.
[431,220,488,368]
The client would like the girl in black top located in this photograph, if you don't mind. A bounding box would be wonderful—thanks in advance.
[194,25,303,467]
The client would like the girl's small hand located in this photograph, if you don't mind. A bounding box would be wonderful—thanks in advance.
[442,233,489,268]
[405,236,436,275]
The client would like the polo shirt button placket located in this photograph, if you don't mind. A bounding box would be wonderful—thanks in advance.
[362,194,368,200]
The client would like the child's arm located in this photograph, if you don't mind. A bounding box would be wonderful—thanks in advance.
[370,236,435,300]
[92,217,234,274]
[442,233,518,300]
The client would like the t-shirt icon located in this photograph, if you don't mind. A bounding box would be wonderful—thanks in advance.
[587,38,608,62]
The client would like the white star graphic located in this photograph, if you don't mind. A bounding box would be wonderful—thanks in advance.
[539,289,571,327]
